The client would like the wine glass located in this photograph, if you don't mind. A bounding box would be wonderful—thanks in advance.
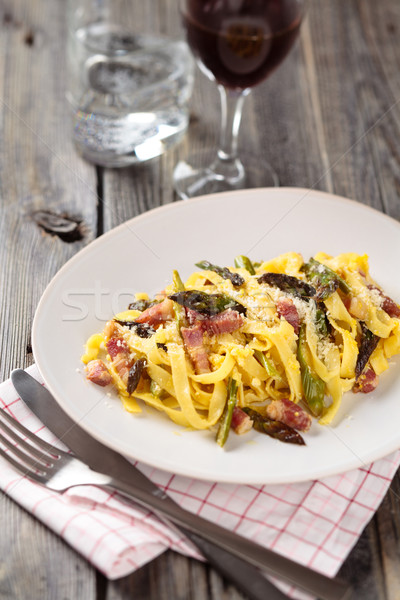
[174,0,306,199]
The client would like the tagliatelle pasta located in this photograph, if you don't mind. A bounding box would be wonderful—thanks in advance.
[82,253,400,446]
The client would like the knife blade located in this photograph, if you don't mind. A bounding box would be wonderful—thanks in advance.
[11,369,351,600]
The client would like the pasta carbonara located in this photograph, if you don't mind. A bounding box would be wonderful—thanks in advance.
[81,253,400,447]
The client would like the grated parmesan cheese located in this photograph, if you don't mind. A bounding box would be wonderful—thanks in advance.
[354,281,383,308]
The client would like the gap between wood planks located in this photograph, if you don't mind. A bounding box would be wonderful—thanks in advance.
[96,166,104,238]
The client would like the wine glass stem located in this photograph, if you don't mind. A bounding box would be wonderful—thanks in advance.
[212,86,250,183]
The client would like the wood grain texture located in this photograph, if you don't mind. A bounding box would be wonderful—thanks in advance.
[0,1,98,597]
[0,0,98,381]
[305,1,400,215]
[0,0,400,599]
[0,495,95,599]
[376,476,400,599]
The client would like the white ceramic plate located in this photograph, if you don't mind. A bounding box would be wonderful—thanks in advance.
[32,187,400,484]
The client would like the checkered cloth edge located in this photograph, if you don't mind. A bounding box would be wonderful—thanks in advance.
[1,364,399,599]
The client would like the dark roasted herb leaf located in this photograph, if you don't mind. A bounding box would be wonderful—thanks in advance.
[113,319,155,338]
[127,358,147,395]
[156,342,168,353]
[258,273,316,301]
[196,260,245,287]
[128,299,159,311]
[169,290,246,316]
[355,323,380,380]
[242,408,305,445]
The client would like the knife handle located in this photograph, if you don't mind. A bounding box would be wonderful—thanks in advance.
[107,478,351,600]
[179,528,289,600]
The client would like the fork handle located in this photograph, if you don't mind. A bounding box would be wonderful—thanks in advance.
[106,478,351,600]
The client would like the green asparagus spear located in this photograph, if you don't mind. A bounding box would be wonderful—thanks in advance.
[216,379,238,447]
[234,255,256,275]
[303,258,351,299]
[196,260,245,287]
[253,349,284,384]
[172,269,185,292]
[297,324,325,417]
[258,273,316,301]
[150,379,163,398]
[172,269,186,334]
[242,408,305,445]
[169,290,246,316]
[314,302,329,337]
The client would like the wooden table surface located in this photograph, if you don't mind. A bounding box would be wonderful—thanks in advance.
[1,0,400,598]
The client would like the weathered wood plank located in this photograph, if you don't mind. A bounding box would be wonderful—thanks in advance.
[0,496,95,599]
[0,1,99,598]
[376,472,400,599]
[356,0,400,219]
[0,0,99,380]
[305,0,400,214]
[336,523,386,600]
[105,551,248,600]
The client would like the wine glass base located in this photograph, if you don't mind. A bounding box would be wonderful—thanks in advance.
[173,153,279,200]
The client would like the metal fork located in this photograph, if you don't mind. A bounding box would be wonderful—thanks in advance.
[0,406,114,490]
[0,405,351,600]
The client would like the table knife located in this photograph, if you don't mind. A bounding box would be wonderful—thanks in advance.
[11,369,351,600]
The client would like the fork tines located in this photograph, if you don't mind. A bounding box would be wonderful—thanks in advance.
[0,406,61,480]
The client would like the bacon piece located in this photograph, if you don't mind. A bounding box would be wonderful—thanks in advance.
[106,336,133,384]
[276,298,300,334]
[135,298,175,327]
[181,324,210,374]
[367,284,400,318]
[106,336,130,359]
[203,309,244,336]
[231,407,253,435]
[86,360,112,387]
[266,398,312,432]
[185,308,243,335]
[353,367,379,393]
[381,295,400,318]
[185,307,204,326]
[342,295,351,311]
[181,307,243,373]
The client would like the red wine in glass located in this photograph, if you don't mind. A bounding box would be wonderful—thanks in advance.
[183,0,302,90]
[174,0,306,199]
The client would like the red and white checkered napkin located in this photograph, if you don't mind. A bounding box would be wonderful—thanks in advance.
[1,365,399,599]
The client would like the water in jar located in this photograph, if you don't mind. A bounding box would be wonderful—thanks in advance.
[67,23,194,167]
